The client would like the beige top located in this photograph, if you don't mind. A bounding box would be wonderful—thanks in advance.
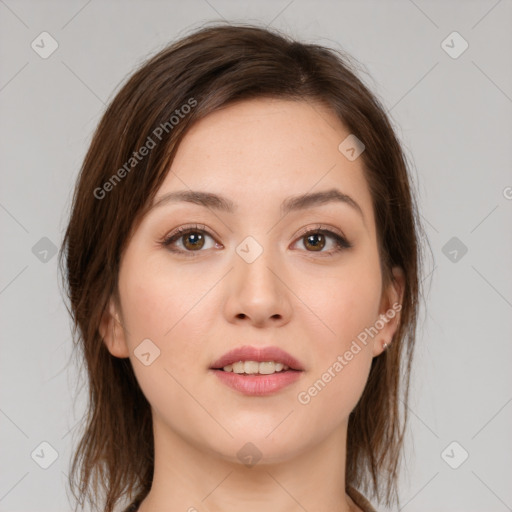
[347,485,378,512]
[124,487,377,512]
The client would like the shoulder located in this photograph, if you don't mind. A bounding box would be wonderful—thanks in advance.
[122,490,374,512]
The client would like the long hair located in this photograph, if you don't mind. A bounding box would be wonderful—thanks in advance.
[59,22,428,512]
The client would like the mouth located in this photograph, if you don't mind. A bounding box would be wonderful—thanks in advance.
[209,345,305,374]
[210,346,304,397]
[209,345,304,395]
[212,362,302,378]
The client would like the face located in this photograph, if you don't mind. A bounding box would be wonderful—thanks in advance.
[101,98,403,463]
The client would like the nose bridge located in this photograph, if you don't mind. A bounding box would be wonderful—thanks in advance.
[237,238,277,290]
[225,233,291,325]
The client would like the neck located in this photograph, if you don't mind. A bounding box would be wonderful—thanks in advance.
[137,414,359,512]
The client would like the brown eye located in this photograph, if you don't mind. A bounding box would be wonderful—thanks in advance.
[162,225,218,256]
[303,232,326,251]
[294,227,352,256]
[182,231,205,251]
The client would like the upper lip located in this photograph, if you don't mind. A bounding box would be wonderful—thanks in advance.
[210,345,304,371]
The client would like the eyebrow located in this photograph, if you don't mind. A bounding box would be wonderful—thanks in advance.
[150,188,364,220]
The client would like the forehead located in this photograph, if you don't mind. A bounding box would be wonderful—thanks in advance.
[154,98,374,229]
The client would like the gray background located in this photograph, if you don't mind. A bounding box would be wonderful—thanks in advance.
[1,1,511,511]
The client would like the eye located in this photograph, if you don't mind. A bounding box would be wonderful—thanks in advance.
[160,223,352,257]
[161,224,220,256]
[293,225,352,256]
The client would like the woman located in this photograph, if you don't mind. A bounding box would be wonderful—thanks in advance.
[60,22,426,512]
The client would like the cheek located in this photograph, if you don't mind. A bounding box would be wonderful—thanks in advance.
[295,275,379,424]
[307,258,382,349]
[119,253,211,345]
[115,261,199,409]
[296,348,372,441]
[117,262,206,416]
[330,281,381,344]
[295,259,380,417]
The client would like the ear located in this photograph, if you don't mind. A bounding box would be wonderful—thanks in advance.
[99,297,130,358]
[372,266,405,357]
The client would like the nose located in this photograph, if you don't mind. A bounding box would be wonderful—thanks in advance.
[223,246,293,328]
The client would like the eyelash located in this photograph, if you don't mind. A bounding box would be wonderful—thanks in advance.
[160,223,352,257]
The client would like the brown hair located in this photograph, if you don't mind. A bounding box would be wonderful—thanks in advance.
[59,21,428,512]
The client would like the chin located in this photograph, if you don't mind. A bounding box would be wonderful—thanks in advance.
[207,434,307,467]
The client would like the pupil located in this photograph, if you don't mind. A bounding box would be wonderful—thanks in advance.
[306,233,325,251]
[185,232,204,250]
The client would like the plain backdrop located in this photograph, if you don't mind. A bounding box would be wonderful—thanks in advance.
[1,1,511,511]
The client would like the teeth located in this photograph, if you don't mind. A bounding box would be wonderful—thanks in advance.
[223,361,290,374]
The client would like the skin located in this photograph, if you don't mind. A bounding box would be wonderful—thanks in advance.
[100,98,405,512]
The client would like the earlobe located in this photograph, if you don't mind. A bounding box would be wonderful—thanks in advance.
[373,266,405,357]
[99,299,130,358]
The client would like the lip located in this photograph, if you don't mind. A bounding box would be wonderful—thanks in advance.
[212,369,303,396]
[210,345,305,371]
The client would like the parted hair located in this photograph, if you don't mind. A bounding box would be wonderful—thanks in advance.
[59,21,427,512]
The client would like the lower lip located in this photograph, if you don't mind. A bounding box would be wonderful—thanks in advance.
[211,369,303,396]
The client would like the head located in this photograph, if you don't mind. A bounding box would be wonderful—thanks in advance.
[60,22,426,512]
